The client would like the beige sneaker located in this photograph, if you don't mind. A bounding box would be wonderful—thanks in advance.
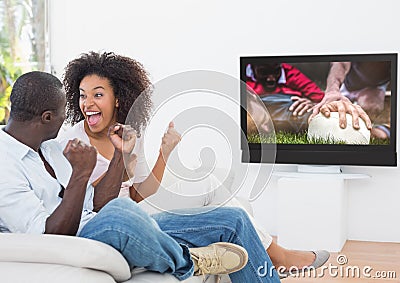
[190,242,248,276]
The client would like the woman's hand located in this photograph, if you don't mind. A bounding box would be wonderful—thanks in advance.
[107,123,137,154]
[160,121,181,161]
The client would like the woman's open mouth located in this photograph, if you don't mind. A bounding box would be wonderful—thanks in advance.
[86,111,101,126]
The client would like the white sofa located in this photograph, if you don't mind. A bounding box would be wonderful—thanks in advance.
[0,168,242,283]
[0,233,220,283]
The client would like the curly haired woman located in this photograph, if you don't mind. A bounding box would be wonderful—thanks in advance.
[59,51,181,203]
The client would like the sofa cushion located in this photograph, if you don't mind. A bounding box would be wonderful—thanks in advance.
[0,262,117,283]
[128,270,217,283]
[0,233,131,282]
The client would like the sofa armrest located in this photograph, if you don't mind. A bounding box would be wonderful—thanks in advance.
[0,233,131,282]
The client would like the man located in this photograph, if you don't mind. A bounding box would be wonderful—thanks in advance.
[246,63,324,133]
[0,71,281,282]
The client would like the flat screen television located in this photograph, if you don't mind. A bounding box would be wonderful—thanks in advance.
[240,53,397,167]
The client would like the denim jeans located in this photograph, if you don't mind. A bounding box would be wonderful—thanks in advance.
[78,198,280,282]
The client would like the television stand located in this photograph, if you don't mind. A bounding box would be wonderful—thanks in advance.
[297,164,341,174]
[272,167,370,252]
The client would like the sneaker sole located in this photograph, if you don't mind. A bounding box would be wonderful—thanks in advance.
[211,242,249,274]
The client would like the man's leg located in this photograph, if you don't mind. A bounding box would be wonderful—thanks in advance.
[347,87,386,122]
[78,198,194,281]
[152,206,281,283]
[260,94,310,133]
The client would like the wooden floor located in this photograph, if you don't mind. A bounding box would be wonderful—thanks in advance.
[283,240,400,282]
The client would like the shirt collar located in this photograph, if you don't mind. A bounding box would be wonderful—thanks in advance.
[0,127,36,160]
[278,67,286,84]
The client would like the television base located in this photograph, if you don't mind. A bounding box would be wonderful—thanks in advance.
[274,170,369,252]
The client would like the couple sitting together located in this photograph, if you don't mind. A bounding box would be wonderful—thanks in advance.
[0,51,330,282]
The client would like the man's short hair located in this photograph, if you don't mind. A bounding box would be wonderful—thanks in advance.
[10,71,64,121]
[253,63,282,80]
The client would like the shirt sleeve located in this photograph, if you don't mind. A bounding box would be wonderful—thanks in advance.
[0,165,50,234]
[56,123,73,147]
[131,137,151,184]
[284,63,325,102]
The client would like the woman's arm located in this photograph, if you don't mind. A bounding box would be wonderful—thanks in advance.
[93,124,137,211]
[92,150,125,211]
[130,122,181,202]
[130,152,167,202]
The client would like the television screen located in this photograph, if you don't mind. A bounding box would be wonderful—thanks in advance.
[240,53,397,166]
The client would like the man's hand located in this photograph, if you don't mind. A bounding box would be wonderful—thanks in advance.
[63,138,97,178]
[289,96,314,116]
[160,121,181,161]
[310,89,346,119]
[311,100,372,130]
[108,123,137,154]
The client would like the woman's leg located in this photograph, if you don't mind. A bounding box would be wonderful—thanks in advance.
[267,241,315,270]
[78,198,194,281]
[210,184,319,272]
[152,206,281,283]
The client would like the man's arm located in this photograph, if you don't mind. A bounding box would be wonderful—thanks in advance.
[45,139,97,235]
[325,62,351,98]
[0,171,52,234]
[309,62,371,129]
[285,64,325,102]
[311,62,352,117]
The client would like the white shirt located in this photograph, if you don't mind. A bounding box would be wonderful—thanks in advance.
[0,128,95,234]
[57,121,149,185]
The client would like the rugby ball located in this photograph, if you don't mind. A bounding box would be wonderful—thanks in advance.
[308,112,370,144]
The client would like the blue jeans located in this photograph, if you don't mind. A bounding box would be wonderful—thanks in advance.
[78,198,280,282]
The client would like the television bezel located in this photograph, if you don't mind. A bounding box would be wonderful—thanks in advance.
[240,53,397,166]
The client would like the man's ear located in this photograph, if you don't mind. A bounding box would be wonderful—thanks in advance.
[41,110,53,124]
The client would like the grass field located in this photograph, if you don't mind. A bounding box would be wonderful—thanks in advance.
[248,131,390,145]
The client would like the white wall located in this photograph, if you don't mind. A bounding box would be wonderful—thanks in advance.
[50,0,400,242]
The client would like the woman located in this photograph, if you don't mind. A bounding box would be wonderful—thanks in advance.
[59,51,328,276]
[59,51,181,202]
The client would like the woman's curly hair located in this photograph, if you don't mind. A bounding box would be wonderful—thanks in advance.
[63,51,153,135]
